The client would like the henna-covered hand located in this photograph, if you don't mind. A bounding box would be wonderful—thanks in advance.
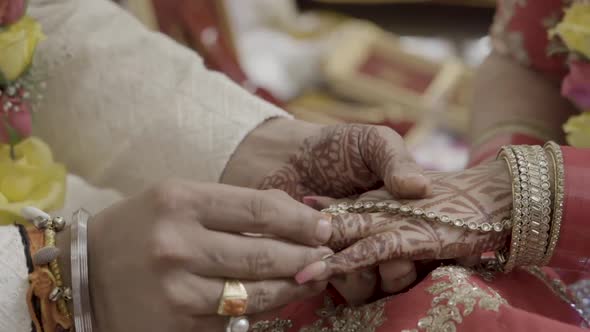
[223,118,431,201]
[295,161,513,283]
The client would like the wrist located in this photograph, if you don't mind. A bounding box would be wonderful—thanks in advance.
[221,117,321,188]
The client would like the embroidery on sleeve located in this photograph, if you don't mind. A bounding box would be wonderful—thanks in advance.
[491,0,531,65]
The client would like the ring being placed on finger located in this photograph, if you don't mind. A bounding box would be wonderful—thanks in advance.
[217,280,248,316]
[225,316,250,332]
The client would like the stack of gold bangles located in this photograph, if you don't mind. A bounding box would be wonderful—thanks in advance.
[496,142,565,272]
[322,142,565,272]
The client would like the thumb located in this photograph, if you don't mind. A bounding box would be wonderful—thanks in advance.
[361,126,432,198]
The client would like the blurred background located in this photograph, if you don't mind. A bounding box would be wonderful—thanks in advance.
[116,0,497,171]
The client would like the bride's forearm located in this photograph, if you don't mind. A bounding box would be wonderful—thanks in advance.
[469,52,575,164]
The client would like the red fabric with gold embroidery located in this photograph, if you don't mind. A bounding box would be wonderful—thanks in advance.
[252,266,587,331]
[491,0,568,80]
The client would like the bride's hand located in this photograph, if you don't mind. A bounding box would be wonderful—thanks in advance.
[60,181,334,332]
[295,161,513,284]
[222,118,432,201]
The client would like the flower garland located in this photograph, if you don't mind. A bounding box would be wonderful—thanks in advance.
[0,0,66,225]
[549,2,590,147]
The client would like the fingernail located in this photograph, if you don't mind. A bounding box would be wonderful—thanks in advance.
[295,261,327,284]
[395,174,431,197]
[303,196,319,208]
[315,214,333,244]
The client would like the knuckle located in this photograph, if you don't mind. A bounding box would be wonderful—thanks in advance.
[248,190,280,229]
[148,179,188,212]
[162,280,198,314]
[268,188,291,200]
[245,249,276,279]
[149,227,189,266]
[249,286,273,312]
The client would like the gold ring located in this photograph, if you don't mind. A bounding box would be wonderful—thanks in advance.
[217,280,248,316]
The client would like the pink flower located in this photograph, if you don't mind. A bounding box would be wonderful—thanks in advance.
[0,0,26,26]
[0,106,32,144]
[562,60,590,110]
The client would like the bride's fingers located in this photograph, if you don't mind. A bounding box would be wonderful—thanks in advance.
[296,221,442,283]
[329,269,378,306]
[379,259,417,293]
[327,213,382,250]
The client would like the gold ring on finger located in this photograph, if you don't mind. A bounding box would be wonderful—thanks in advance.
[217,280,248,316]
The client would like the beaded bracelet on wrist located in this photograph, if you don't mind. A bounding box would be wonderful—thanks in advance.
[24,208,73,332]
[322,200,511,234]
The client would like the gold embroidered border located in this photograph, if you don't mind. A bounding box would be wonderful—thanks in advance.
[402,266,507,332]
[251,296,387,332]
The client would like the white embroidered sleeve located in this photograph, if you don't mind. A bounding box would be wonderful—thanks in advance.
[29,0,290,195]
[0,226,31,332]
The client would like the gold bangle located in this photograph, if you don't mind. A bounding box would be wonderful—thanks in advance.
[542,141,565,266]
[511,146,533,267]
[497,146,523,273]
[511,146,552,266]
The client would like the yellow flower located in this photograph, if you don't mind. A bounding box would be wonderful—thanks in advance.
[564,112,590,148]
[0,137,66,225]
[0,16,44,82]
[550,3,590,59]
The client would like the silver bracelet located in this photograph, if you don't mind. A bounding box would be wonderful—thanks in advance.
[71,209,94,332]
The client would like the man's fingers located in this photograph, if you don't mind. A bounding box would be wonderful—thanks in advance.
[187,231,333,280]
[174,274,327,316]
[181,184,333,246]
[329,269,378,306]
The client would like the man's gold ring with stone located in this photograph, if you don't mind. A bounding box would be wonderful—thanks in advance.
[217,280,248,316]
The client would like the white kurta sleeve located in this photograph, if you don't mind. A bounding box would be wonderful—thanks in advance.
[28,0,289,195]
[0,226,31,332]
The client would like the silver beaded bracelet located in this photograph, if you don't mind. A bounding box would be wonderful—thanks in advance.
[71,209,94,332]
[322,200,511,233]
